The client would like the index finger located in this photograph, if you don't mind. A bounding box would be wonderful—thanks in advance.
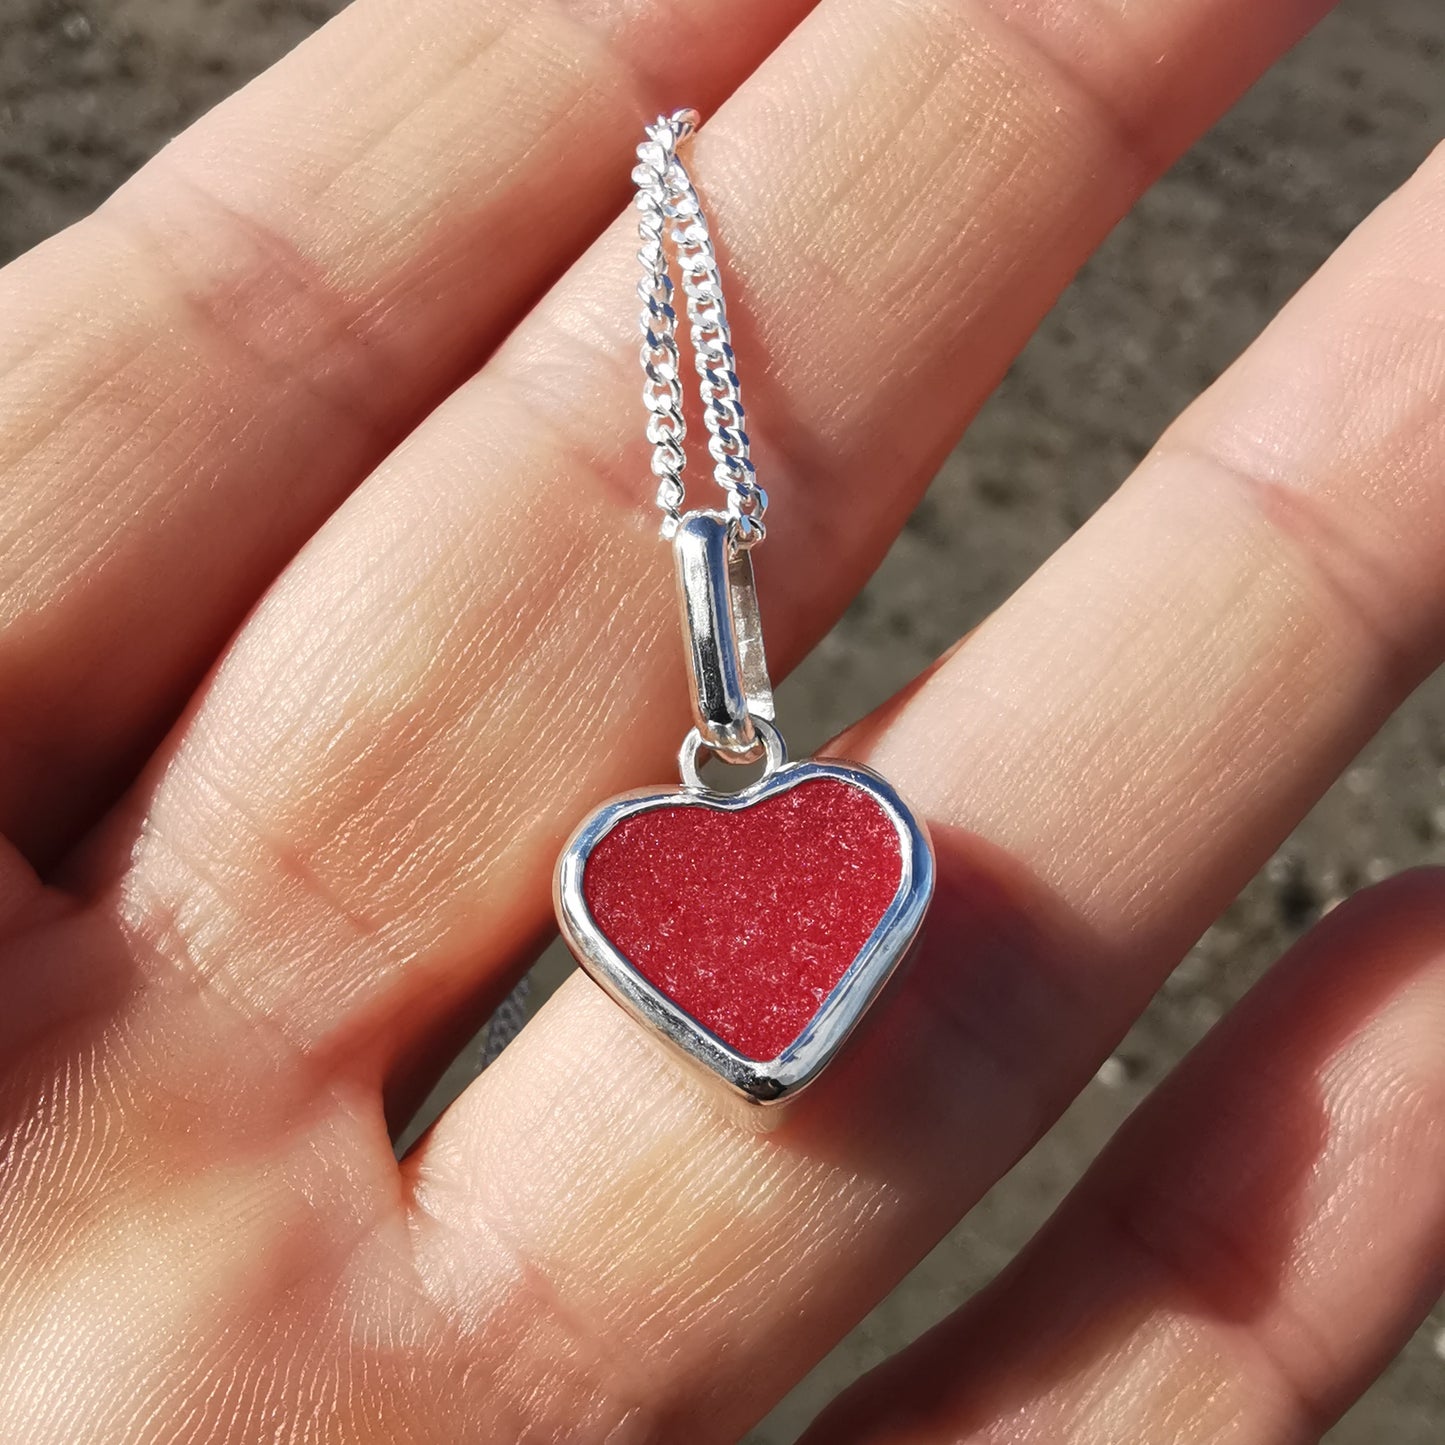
[0,0,814,861]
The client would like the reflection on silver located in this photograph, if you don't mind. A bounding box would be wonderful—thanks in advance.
[554,730,935,1105]
[636,110,767,542]
[673,510,775,756]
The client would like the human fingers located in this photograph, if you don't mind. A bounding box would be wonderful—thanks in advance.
[100,0,1334,1104]
[804,872,1445,1444]
[403,43,1445,1445]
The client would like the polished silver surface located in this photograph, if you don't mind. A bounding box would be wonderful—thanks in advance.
[673,510,775,755]
[555,753,935,1105]
[634,109,767,544]
[677,715,787,792]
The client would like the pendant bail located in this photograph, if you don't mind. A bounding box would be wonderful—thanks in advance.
[672,509,775,757]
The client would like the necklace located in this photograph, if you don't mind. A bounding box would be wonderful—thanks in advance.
[553,111,934,1104]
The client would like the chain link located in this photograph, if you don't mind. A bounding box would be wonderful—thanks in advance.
[632,109,767,547]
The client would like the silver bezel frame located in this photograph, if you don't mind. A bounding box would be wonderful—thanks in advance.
[554,758,934,1104]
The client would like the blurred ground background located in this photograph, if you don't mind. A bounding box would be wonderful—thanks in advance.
[2,0,1444,1439]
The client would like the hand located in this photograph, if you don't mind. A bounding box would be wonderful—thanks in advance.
[2,0,1443,1439]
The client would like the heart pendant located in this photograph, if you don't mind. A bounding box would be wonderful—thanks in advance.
[555,724,934,1103]
[558,124,938,1104]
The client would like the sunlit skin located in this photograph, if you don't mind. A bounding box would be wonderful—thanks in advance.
[1,0,1444,1439]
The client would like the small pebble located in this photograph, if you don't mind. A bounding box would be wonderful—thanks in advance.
[1345,767,1375,796]
[1094,1057,1127,1090]
[1264,854,1294,885]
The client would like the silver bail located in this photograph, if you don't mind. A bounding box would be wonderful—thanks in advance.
[672,510,775,757]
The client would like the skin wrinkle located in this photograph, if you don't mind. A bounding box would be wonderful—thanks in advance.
[116,838,367,1102]
[1100,1205,1339,1444]
[7,1086,245,1404]
[442,1202,663,1431]
[681,15,1131,547]
[412,1202,659,1442]
[414,995,804,1330]
[975,0,1147,77]
[481,358,644,524]
[1181,153,1445,504]
[954,0,1175,179]
[139,486,566,844]
[1162,441,1429,700]
[98,177,400,478]
[1,375,198,637]
[6,1022,257,1268]
[544,29,1093,565]
[144,0,578,285]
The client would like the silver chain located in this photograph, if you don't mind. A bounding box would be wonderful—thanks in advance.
[633,109,767,547]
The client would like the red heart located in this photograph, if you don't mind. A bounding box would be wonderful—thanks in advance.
[581,778,904,1061]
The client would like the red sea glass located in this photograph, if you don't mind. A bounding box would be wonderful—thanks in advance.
[582,778,903,1061]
